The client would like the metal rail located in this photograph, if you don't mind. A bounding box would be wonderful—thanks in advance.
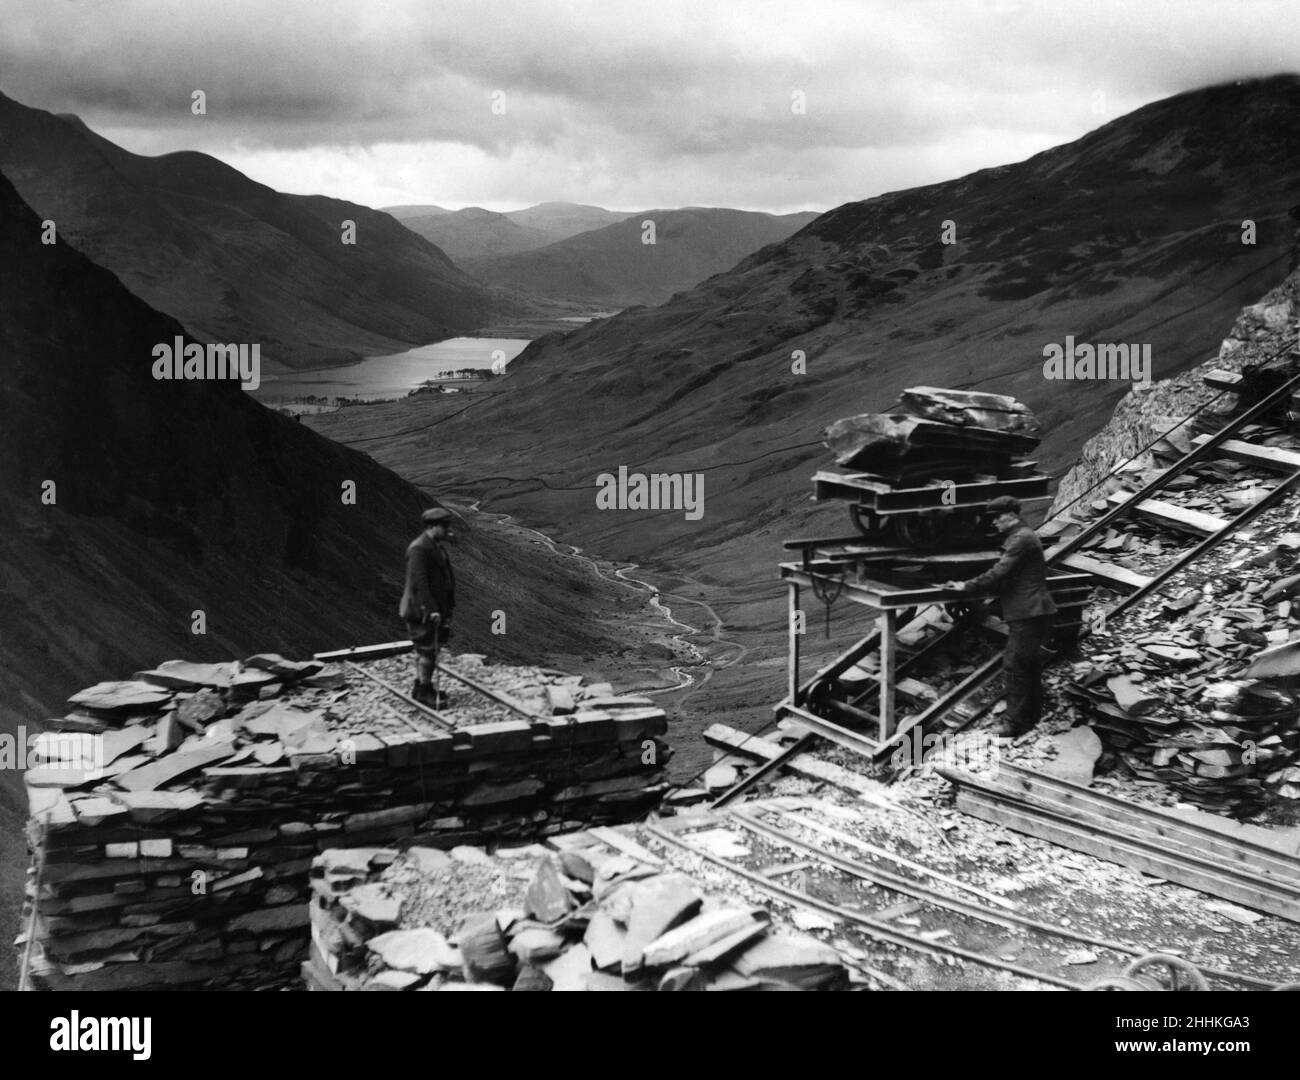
[732,807,1278,991]
[433,662,542,720]
[342,660,456,730]
[710,733,818,808]
[870,352,1300,765]
[643,822,1082,989]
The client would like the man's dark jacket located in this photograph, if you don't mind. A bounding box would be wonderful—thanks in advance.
[964,522,1058,621]
[399,533,455,623]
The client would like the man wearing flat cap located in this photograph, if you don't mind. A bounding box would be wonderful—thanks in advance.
[946,496,1056,737]
[400,507,456,707]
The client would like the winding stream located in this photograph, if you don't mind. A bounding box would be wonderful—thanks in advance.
[456,498,747,699]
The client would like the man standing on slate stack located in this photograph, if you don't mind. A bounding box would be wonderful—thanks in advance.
[946,496,1057,737]
[400,507,456,708]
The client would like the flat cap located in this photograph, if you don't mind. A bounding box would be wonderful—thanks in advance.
[421,507,454,524]
[986,496,1021,515]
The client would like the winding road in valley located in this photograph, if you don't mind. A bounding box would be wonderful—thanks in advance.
[448,493,748,702]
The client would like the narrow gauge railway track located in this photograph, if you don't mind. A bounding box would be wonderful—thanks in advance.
[314,642,543,734]
[644,804,1284,991]
[766,342,1300,773]
[869,341,1300,766]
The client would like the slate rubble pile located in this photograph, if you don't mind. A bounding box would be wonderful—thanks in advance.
[304,836,848,991]
[1056,426,1300,809]
[823,386,1042,484]
[18,650,671,990]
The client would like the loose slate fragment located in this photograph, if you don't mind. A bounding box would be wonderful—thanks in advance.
[525,857,576,923]
[176,690,226,728]
[730,933,846,989]
[112,739,237,792]
[1040,726,1103,785]
[583,909,628,971]
[622,874,703,974]
[512,964,553,991]
[1141,644,1201,663]
[643,909,762,968]
[896,386,1042,436]
[340,883,402,927]
[368,928,461,974]
[542,942,592,991]
[98,725,153,766]
[242,706,324,742]
[302,665,346,689]
[367,969,423,990]
[1246,640,1300,678]
[68,681,173,711]
[508,927,567,965]
[688,829,752,859]
[658,966,708,991]
[243,654,325,679]
[458,913,515,985]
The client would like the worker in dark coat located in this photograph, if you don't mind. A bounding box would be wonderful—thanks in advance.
[947,496,1057,737]
[400,507,456,707]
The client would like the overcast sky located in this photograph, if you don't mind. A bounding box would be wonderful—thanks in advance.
[2,0,1297,215]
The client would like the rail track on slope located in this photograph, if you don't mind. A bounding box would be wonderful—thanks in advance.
[644,799,1293,990]
[751,340,1300,778]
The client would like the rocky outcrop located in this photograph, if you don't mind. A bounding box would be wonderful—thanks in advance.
[1051,233,1300,519]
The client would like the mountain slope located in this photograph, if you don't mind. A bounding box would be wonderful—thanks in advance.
[0,91,503,369]
[464,208,820,306]
[311,74,1300,749]
[384,204,453,219]
[399,206,555,260]
[0,166,657,988]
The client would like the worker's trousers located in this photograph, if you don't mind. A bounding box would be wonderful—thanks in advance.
[1003,614,1051,732]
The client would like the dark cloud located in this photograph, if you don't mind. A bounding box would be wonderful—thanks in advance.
[1,0,1295,211]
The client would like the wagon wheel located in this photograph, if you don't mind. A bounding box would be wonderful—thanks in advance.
[1085,976,1152,991]
[1123,953,1209,992]
[849,503,880,539]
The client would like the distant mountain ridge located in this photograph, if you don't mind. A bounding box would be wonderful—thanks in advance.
[463,207,821,306]
[311,74,1300,759]
[397,206,556,260]
[502,202,635,242]
[0,90,507,369]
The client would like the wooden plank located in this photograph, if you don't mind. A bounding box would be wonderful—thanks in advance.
[710,733,818,808]
[810,472,1049,512]
[588,826,664,866]
[999,761,1300,855]
[879,608,897,741]
[776,702,880,759]
[1193,434,1300,473]
[994,763,1300,878]
[896,677,938,701]
[955,788,1300,922]
[783,534,872,550]
[1057,551,1153,590]
[313,641,413,661]
[788,583,801,706]
[987,774,1300,889]
[703,722,891,805]
[1105,490,1229,535]
[797,628,883,699]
